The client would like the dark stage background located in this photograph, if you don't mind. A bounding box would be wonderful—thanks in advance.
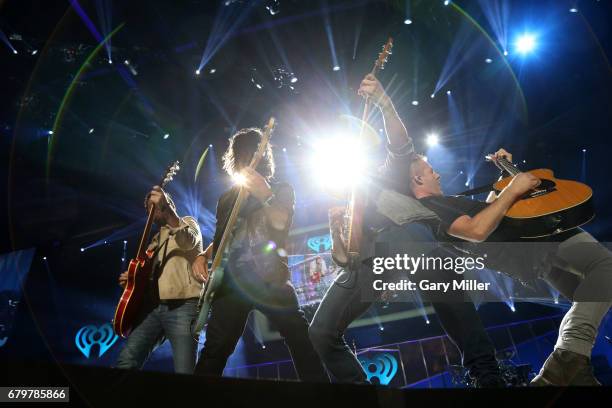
[1,0,611,386]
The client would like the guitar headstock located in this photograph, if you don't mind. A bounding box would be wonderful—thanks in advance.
[160,161,180,188]
[249,117,275,168]
[374,37,393,71]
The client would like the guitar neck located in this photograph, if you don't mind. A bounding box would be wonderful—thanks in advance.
[497,157,520,176]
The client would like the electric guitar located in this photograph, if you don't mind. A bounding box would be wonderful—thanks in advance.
[192,118,275,338]
[112,161,180,337]
[487,155,594,238]
[343,37,393,265]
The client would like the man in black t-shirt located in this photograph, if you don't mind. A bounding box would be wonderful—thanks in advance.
[308,74,504,387]
[191,128,328,382]
[408,151,612,386]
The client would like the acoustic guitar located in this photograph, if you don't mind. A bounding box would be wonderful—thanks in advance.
[488,155,594,238]
[192,118,275,338]
[112,161,180,337]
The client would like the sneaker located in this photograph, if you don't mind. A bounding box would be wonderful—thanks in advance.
[530,348,601,386]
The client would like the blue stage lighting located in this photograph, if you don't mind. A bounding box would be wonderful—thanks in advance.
[485,58,493,63]
[515,34,537,55]
[569,8,578,13]
[195,69,201,75]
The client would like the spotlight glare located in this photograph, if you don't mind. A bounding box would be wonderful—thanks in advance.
[379,326,384,331]
[80,248,85,252]
[31,49,38,55]
[404,19,412,25]
[582,148,587,153]
[13,49,18,55]
[232,172,247,186]
[282,147,287,152]
[569,8,578,13]
[430,93,435,98]
[123,59,129,65]
[89,128,95,134]
[255,83,263,89]
[163,133,170,140]
[503,50,508,56]
[333,65,340,71]
[209,144,213,147]
[43,256,47,260]
[262,344,266,349]
[426,133,439,147]
[411,100,419,106]
[108,59,113,64]
[195,69,201,75]
[515,34,537,55]
[290,77,298,83]
[510,305,516,312]
[310,135,369,190]
[446,90,451,95]
[426,320,430,324]
[444,0,450,5]
[47,130,54,135]
[209,68,216,74]
[485,58,493,63]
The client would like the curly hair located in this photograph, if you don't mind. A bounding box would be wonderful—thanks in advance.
[222,127,275,179]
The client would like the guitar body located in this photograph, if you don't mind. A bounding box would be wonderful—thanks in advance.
[113,251,154,338]
[494,168,594,238]
[192,262,226,336]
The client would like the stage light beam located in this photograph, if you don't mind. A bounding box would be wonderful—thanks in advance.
[515,34,536,55]
[426,133,439,147]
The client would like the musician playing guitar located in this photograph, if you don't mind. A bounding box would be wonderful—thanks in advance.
[407,150,612,385]
[115,186,203,373]
[308,73,505,387]
[191,128,328,382]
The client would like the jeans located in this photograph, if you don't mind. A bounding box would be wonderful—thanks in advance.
[309,222,499,383]
[540,231,612,356]
[194,260,329,382]
[115,298,198,374]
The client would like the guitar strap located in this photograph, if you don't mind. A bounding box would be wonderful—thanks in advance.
[455,183,495,197]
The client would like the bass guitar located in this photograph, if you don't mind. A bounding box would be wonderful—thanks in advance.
[192,118,275,338]
[343,37,393,265]
[112,161,180,337]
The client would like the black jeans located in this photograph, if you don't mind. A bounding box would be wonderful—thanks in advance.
[194,260,329,382]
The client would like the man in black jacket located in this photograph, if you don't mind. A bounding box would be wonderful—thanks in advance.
[191,128,328,382]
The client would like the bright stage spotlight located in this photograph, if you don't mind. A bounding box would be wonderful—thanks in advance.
[88,128,95,134]
[444,0,450,6]
[426,133,439,147]
[163,133,170,140]
[446,90,451,95]
[195,69,201,75]
[485,58,493,63]
[333,65,341,71]
[503,50,508,56]
[411,100,419,106]
[12,49,17,55]
[515,34,537,55]
[108,58,113,64]
[404,19,412,25]
[209,68,216,74]
[309,135,369,190]
[569,8,578,13]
